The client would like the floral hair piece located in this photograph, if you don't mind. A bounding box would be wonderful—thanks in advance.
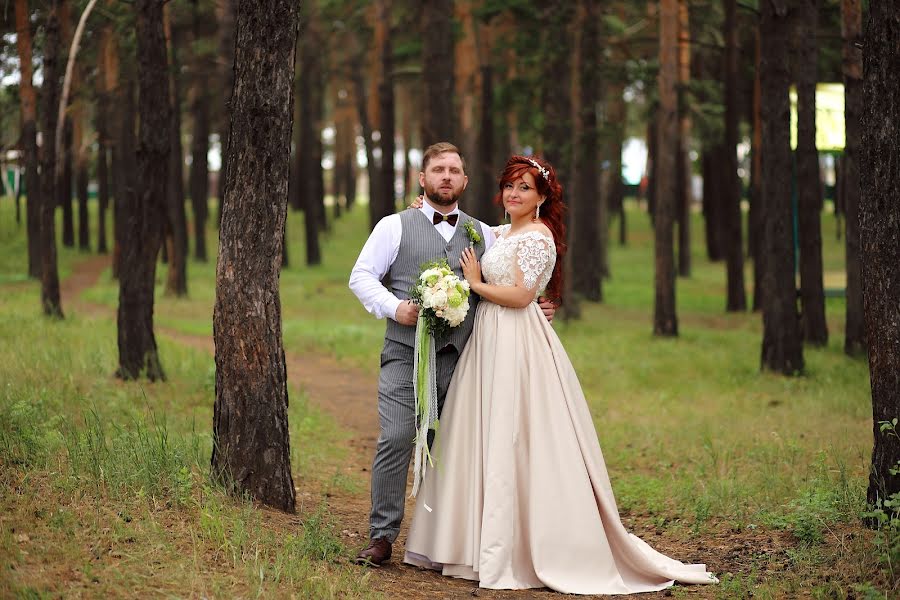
[526,157,550,182]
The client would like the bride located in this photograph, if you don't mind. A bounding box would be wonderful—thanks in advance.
[403,155,717,594]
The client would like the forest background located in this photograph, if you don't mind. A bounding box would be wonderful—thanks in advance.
[1,0,899,598]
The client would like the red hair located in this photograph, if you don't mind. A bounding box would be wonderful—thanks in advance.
[493,155,567,304]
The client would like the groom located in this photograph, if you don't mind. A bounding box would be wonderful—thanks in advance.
[349,142,554,566]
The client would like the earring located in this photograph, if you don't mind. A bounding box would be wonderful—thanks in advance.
[534,204,541,221]
[504,209,508,221]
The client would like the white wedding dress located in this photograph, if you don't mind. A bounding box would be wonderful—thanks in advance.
[403,225,717,594]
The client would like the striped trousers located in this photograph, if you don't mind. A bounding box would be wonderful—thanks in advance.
[369,338,460,542]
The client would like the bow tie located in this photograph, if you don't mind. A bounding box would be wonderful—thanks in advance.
[433,213,459,226]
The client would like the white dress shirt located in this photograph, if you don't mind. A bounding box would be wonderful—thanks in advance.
[349,203,496,321]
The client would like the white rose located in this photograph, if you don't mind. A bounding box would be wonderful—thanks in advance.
[431,290,448,309]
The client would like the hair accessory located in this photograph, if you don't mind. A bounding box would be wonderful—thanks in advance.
[526,157,550,182]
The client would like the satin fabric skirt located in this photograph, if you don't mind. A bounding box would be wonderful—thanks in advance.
[403,301,717,594]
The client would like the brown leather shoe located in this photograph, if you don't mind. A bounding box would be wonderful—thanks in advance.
[354,537,392,567]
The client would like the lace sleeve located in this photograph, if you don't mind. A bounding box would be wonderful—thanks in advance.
[515,232,557,292]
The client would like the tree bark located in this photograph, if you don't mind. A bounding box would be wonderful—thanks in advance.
[14,0,42,279]
[655,0,678,336]
[861,0,900,520]
[164,6,188,296]
[675,0,692,278]
[117,0,170,381]
[750,25,763,311]
[760,0,803,375]
[297,5,322,265]
[189,0,210,262]
[378,0,396,219]
[842,0,865,357]
[573,0,601,302]
[212,0,298,514]
[723,0,746,311]
[61,117,75,248]
[76,149,89,251]
[701,148,723,262]
[420,0,454,146]
[215,0,237,227]
[39,0,64,317]
[793,0,827,345]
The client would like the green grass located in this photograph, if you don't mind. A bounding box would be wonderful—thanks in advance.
[0,196,891,596]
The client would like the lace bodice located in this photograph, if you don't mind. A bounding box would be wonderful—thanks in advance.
[481,224,556,299]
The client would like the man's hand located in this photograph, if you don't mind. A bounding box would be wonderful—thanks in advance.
[537,296,557,324]
[394,299,420,326]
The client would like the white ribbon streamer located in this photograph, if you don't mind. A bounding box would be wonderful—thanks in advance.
[411,313,438,497]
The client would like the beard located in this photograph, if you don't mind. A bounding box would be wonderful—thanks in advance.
[424,182,463,207]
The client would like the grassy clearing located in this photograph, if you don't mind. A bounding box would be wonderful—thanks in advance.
[0,197,894,596]
[0,233,378,597]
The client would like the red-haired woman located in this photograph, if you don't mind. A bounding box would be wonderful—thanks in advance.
[403,156,717,594]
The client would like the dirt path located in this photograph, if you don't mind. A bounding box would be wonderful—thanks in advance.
[59,257,744,599]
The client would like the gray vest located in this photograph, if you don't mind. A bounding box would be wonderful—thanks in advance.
[384,209,486,351]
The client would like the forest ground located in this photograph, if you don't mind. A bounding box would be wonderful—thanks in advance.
[0,200,893,598]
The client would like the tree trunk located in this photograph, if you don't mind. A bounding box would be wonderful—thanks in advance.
[723,0,746,311]
[860,0,900,521]
[420,0,454,146]
[655,0,679,336]
[378,0,396,219]
[164,6,188,296]
[842,0,865,357]
[114,77,138,280]
[117,0,170,381]
[675,0,692,278]
[61,117,75,248]
[750,24,763,311]
[215,0,237,227]
[97,137,109,254]
[793,0,827,344]
[14,0,42,279]
[760,0,803,375]
[189,0,210,262]
[573,0,601,302]
[701,148,723,261]
[606,78,627,248]
[297,6,322,265]
[76,153,89,251]
[212,0,298,514]
[39,0,64,317]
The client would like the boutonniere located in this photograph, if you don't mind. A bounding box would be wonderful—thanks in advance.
[463,221,482,248]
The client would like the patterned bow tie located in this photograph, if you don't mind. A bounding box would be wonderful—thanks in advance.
[433,212,459,226]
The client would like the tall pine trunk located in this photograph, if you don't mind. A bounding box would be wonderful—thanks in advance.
[212,0,298,514]
[420,0,454,146]
[655,0,679,336]
[189,0,210,262]
[723,0,746,311]
[117,0,170,380]
[750,25,763,311]
[861,0,900,521]
[573,0,601,302]
[297,5,322,265]
[164,7,188,296]
[675,0,692,278]
[760,0,803,374]
[841,0,865,356]
[39,0,63,317]
[378,0,396,218]
[14,0,42,279]
[794,0,827,344]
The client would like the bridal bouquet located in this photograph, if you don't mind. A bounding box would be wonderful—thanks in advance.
[408,259,471,496]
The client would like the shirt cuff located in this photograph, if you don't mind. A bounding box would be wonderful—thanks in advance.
[383,296,403,321]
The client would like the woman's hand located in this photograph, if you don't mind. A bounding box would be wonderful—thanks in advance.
[407,195,424,210]
[459,247,482,288]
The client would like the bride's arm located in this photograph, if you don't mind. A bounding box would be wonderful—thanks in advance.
[459,235,554,309]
